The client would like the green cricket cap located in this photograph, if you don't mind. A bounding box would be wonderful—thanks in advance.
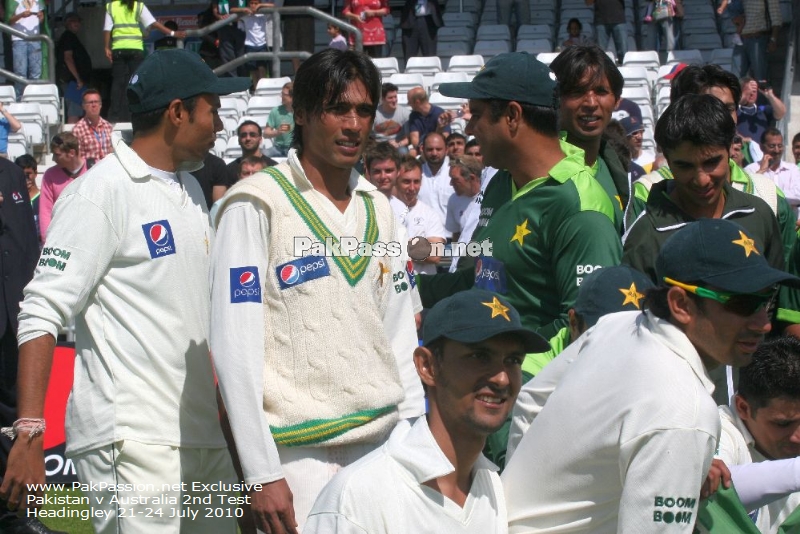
[127,49,251,114]
[575,265,656,327]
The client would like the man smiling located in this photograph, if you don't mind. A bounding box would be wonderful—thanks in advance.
[306,289,548,533]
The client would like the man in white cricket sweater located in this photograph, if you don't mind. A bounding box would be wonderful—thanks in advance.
[210,48,424,534]
[0,49,251,534]
[305,289,549,532]
[504,218,800,533]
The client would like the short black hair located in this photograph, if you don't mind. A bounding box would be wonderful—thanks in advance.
[670,64,742,105]
[567,17,582,30]
[603,120,632,172]
[14,154,37,170]
[292,49,380,153]
[550,45,624,100]
[738,336,800,412]
[131,96,197,137]
[465,138,480,151]
[446,132,467,144]
[487,99,559,137]
[793,132,800,145]
[238,119,262,136]
[381,82,398,98]
[760,127,782,144]
[654,94,736,157]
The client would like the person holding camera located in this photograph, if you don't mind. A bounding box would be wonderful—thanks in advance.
[737,77,786,163]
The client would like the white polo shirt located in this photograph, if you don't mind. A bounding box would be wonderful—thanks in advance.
[391,198,446,275]
[503,311,719,533]
[305,416,508,533]
[745,160,800,209]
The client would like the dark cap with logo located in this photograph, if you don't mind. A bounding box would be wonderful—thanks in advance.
[575,265,656,327]
[423,289,549,352]
[619,115,645,136]
[655,218,800,293]
[438,52,558,108]
[128,49,251,114]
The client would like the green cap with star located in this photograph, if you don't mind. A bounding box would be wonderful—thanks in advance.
[574,265,655,327]
[422,289,549,352]
[655,218,800,293]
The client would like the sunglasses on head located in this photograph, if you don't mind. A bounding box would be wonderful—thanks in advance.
[664,277,779,317]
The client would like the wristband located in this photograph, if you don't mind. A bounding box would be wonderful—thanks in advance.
[1,418,46,441]
[170,30,175,37]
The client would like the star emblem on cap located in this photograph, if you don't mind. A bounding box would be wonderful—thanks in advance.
[732,230,760,258]
[511,219,531,246]
[619,282,645,309]
[482,296,511,321]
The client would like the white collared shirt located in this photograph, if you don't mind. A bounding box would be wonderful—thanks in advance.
[745,160,800,209]
[305,416,508,533]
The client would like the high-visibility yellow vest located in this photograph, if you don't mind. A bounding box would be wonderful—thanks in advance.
[107,0,144,51]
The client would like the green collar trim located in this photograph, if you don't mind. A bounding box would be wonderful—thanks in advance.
[267,167,378,286]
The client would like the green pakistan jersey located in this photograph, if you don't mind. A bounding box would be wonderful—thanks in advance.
[418,147,622,342]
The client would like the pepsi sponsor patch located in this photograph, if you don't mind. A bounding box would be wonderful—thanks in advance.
[142,220,176,259]
[474,255,507,293]
[406,260,416,288]
[276,256,330,289]
[230,266,262,303]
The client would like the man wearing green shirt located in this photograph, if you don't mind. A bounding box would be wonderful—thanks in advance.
[425,52,621,347]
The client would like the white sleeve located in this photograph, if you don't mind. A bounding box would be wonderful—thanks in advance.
[18,193,119,344]
[423,205,447,241]
[729,458,800,510]
[209,199,283,484]
[303,514,368,534]
[384,223,425,419]
[104,11,113,31]
[507,340,581,462]
[618,428,716,532]
[444,194,460,233]
[139,4,157,28]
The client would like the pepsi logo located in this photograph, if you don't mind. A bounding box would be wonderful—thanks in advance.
[475,258,483,276]
[280,265,300,285]
[239,271,256,288]
[149,224,170,246]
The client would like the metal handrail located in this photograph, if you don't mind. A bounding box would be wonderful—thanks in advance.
[775,1,796,144]
[0,21,55,86]
[181,6,363,78]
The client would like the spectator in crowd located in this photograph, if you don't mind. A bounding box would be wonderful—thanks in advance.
[365,140,401,200]
[263,81,294,157]
[423,52,621,351]
[327,22,348,51]
[238,153,268,179]
[39,132,94,241]
[550,46,629,234]
[283,0,314,73]
[307,289,547,532]
[373,82,410,153]
[104,0,185,122]
[418,131,453,233]
[55,12,92,123]
[793,131,800,166]
[497,0,530,32]
[0,102,22,159]
[236,0,276,88]
[506,265,655,461]
[197,3,223,70]
[0,152,46,534]
[226,120,277,188]
[730,133,745,167]
[392,155,446,274]
[210,49,423,533]
[213,0,246,76]
[193,152,236,210]
[605,119,646,182]
[1,48,251,533]
[407,86,450,150]
[619,114,654,172]
[586,0,627,61]
[738,77,786,160]
[739,0,781,82]
[504,218,795,531]
[465,138,481,159]
[745,128,800,210]
[561,18,592,49]
[72,89,113,160]
[154,19,179,49]
[446,132,466,158]
[714,336,800,533]
[15,153,40,244]
[445,155,481,240]
[399,0,442,60]
[342,0,389,57]
[7,0,44,98]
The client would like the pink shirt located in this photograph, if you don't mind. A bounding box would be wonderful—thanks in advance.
[39,161,89,240]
